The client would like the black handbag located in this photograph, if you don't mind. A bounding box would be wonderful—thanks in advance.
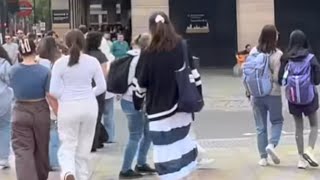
[175,40,204,113]
[107,55,134,94]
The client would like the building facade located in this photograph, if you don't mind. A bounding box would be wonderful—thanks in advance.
[51,0,320,67]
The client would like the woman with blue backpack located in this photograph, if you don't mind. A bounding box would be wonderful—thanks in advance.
[279,30,320,169]
[243,25,284,166]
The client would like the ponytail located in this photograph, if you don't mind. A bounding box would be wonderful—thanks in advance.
[68,43,80,66]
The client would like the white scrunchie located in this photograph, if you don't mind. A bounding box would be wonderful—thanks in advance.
[155,15,165,23]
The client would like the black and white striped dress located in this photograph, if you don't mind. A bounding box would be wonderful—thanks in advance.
[133,41,202,180]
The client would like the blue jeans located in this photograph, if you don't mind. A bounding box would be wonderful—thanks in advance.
[121,99,152,172]
[0,109,11,161]
[252,95,284,159]
[103,97,115,142]
[49,121,60,168]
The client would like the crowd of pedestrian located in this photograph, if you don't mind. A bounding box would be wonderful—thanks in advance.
[0,10,320,180]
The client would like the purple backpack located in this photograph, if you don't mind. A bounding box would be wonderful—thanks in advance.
[285,54,315,105]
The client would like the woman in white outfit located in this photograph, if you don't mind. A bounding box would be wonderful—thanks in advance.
[50,29,106,180]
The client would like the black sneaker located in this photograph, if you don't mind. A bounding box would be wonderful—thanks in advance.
[119,169,143,179]
[135,164,157,174]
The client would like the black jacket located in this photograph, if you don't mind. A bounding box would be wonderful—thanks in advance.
[278,49,320,116]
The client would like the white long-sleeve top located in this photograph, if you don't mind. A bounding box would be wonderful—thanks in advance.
[50,54,106,102]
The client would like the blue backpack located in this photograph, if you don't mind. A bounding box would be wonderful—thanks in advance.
[242,52,273,97]
[284,54,315,105]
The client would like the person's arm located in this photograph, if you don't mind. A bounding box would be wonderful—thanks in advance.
[45,72,58,115]
[271,50,283,84]
[49,61,64,99]
[92,59,107,96]
[278,56,288,86]
[133,53,148,110]
[1,61,11,85]
[186,41,203,97]
[311,56,320,85]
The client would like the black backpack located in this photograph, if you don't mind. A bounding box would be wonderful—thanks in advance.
[107,55,134,94]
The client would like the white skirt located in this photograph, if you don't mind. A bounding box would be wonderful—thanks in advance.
[149,112,197,180]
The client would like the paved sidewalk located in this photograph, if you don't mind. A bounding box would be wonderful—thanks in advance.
[2,138,320,180]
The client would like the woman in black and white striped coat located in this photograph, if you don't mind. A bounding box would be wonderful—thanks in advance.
[133,11,202,180]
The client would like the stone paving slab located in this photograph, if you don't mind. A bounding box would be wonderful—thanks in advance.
[2,142,320,180]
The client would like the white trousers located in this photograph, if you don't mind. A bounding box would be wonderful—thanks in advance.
[57,98,98,180]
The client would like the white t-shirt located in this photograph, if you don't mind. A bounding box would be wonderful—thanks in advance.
[50,54,106,102]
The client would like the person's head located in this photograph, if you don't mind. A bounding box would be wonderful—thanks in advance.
[46,30,58,39]
[0,45,12,64]
[245,44,251,52]
[78,25,88,35]
[64,29,86,66]
[286,30,310,55]
[18,38,37,57]
[132,33,152,51]
[148,11,181,53]
[4,34,13,44]
[86,31,103,52]
[16,30,24,39]
[104,33,111,40]
[37,36,60,63]
[117,33,124,42]
[257,25,278,53]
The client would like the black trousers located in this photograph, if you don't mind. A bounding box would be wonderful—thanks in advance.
[92,93,107,150]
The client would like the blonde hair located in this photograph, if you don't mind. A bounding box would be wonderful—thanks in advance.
[132,33,151,50]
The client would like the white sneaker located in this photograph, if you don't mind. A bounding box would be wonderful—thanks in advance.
[266,144,280,164]
[0,160,9,170]
[258,158,269,166]
[298,155,308,169]
[303,147,319,167]
[197,158,215,167]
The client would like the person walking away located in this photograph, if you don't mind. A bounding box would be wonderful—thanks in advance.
[0,45,13,169]
[37,36,62,171]
[85,31,108,152]
[243,25,284,166]
[50,29,106,180]
[101,32,115,62]
[279,30,320,169]
[10,38,53,180]
[133,12,201,180]
[102,33,116,143]
[119,33,156,179]
[111,33,130,60]
[3,35,19,65]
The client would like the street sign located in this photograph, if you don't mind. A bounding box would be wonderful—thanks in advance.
[52,10,70,24]
[18,0,33,17]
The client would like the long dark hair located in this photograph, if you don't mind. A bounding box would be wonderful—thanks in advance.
[86,31,102,52]
[286,30,310,57]
[257,25,278,53]
[0,45,12,65]
[37,36,61,63]
[147,11,182,53]
[65,30,85,66]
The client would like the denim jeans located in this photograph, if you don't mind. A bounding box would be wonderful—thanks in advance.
[121,99,152,172]
[252,95,284,159]
[103,97,115,142]
[49,121,60,168]
[0,108,11,162]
